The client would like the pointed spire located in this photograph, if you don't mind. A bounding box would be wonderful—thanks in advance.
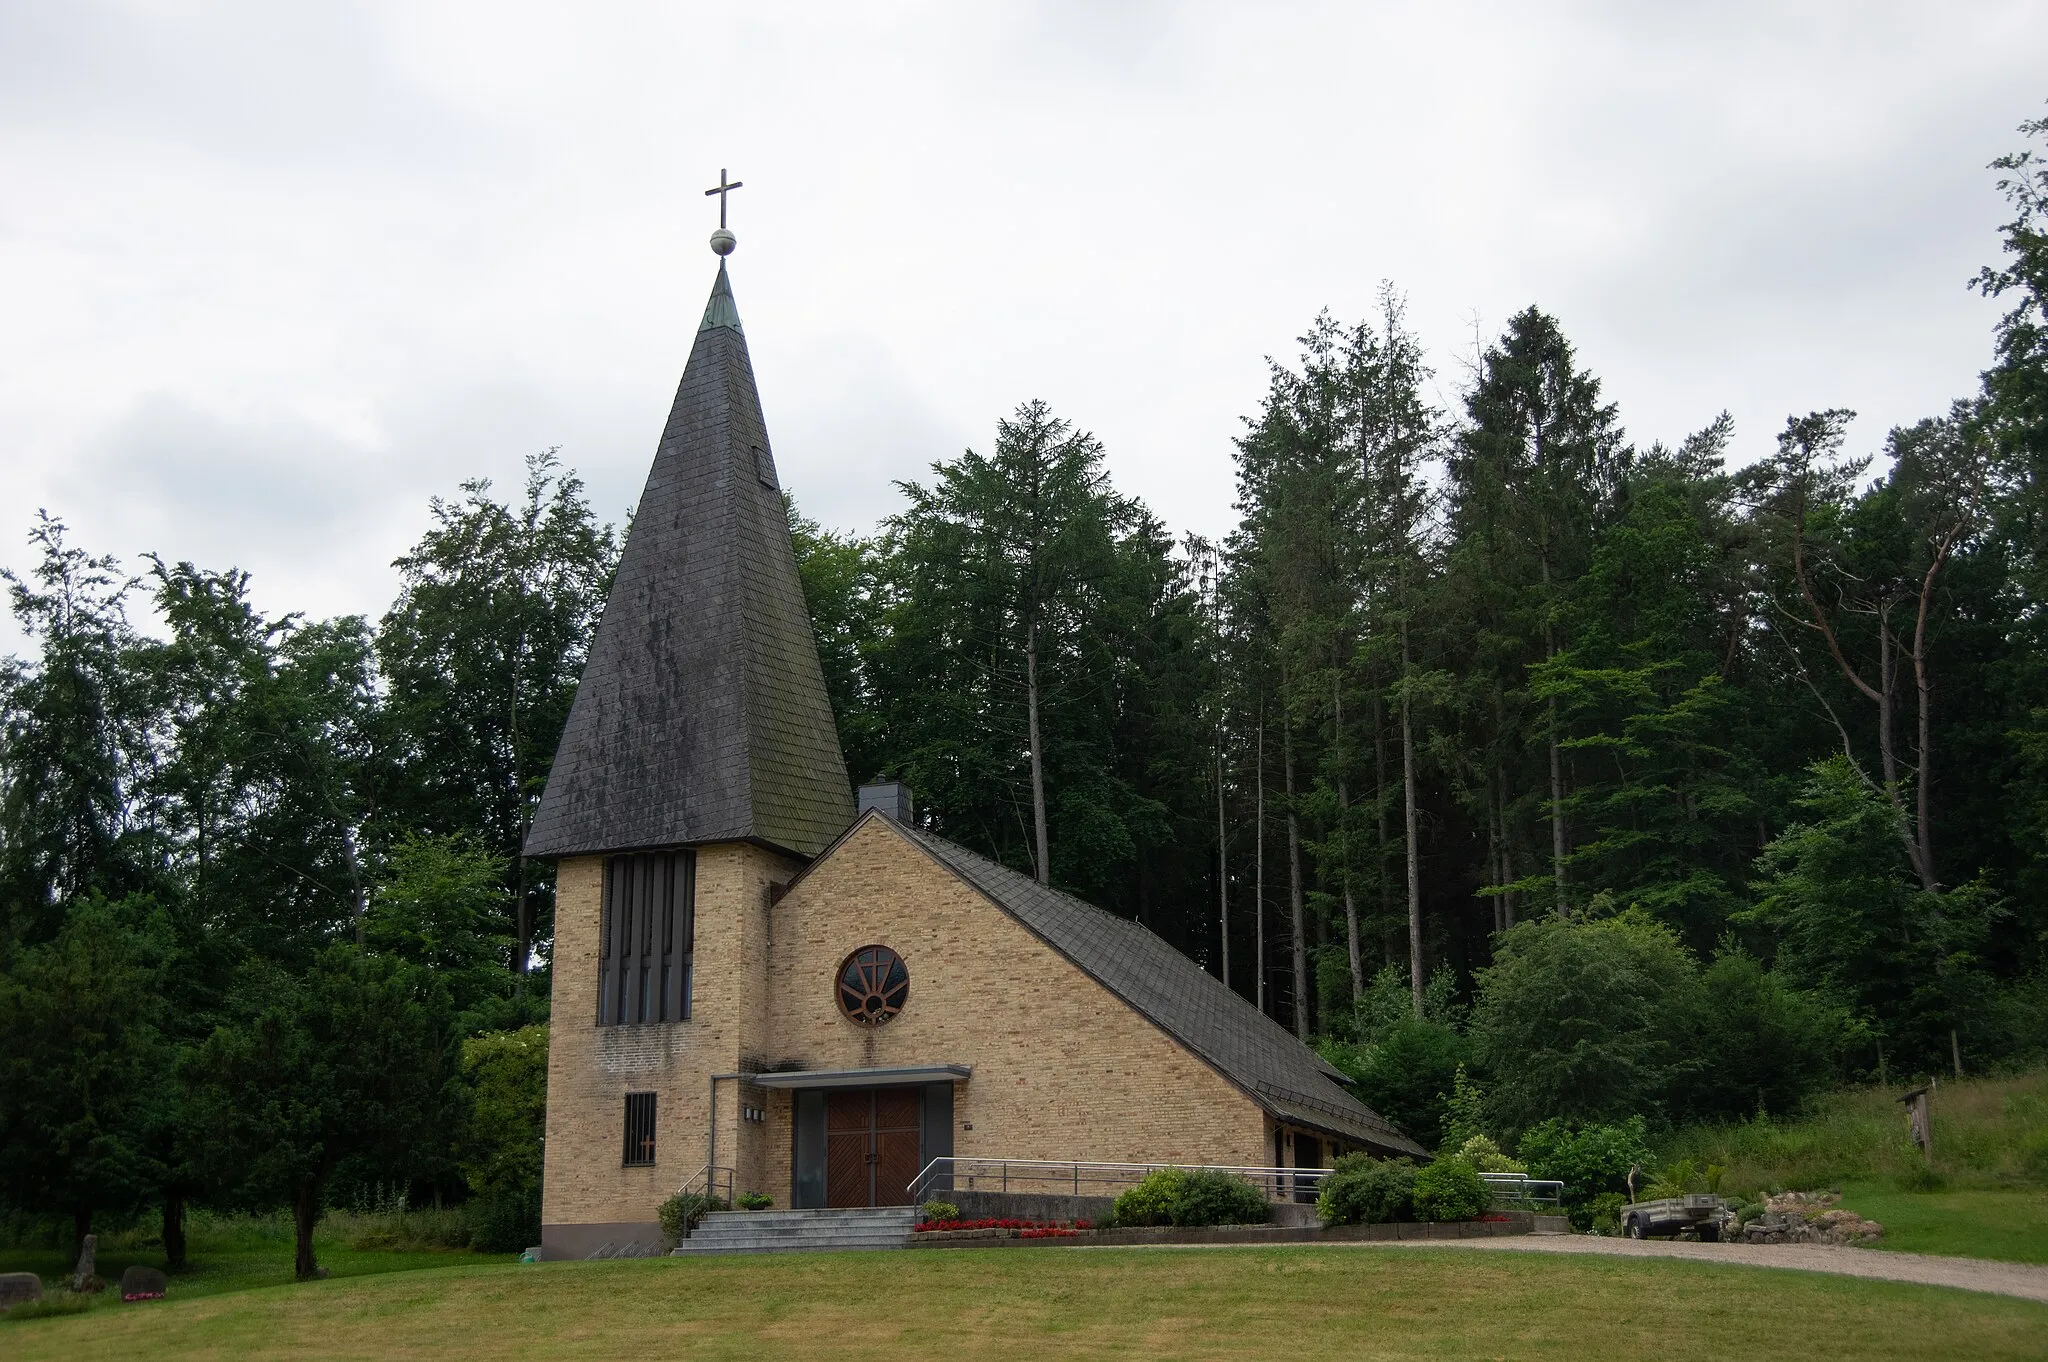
[699,260,742,333]
[527,262,851,859]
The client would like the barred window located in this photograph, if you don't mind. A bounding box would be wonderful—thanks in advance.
[598,851,694,1026]
[623,1092,657,1167]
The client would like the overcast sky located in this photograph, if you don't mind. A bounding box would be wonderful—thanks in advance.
[2,2,2044,656]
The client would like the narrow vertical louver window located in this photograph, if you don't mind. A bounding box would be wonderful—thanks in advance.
[623,1092,657,1166]
[599,851,695,1025]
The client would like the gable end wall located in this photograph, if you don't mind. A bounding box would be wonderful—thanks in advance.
[749,818,1269,1199]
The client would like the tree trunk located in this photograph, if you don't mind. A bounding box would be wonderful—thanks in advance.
[1487,796,1506,934]
[1216,742,1229,987]
[1372,689,1394,964]
[1283,715,1309,1041]
[341,823,369,948]
[1025,618,1051,886]
[293,1178,324,1281]
[1401,620,1423,1017]
[163,1190,187,1273]
[1255,708,1266,1016]
[511,664,530,980]
[1335,673,1363,1003]
[1548,698,1566,912]
[1910,597,1940,891]
[1790,512,1934,888]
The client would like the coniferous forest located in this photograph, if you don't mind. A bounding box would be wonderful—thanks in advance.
[3,109,2047,1272]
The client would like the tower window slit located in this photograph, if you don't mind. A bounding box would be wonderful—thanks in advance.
[599,849,696,1028]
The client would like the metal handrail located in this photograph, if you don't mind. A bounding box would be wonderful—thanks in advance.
[908,1156,1336,1205]
[680,1164,737,1203]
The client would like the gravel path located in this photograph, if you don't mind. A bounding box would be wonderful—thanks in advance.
[1395,1234,2048,1303]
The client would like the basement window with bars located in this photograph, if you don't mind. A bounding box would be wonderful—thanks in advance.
[622,1092,657,1167]
[598,850,695,1026]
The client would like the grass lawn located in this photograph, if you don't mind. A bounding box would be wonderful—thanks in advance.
[6,1246,2046,1361]
[1839,1180,2048,1264]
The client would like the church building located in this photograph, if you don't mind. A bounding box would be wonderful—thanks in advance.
[527,210,1422,1260]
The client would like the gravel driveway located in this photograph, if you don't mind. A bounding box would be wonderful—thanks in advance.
[1400,1234,2048,1303]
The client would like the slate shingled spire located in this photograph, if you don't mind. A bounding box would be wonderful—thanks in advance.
[525,260,853,859]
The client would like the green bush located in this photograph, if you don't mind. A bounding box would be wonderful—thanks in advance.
[656,1191,729,1243]
[468,1185,541,1253]
[459,1024,549,1200]
[1111,1170,1184,1227]
[1315,1155,1416,1226]
[1453,1135,1525,1173]
[1174,1168,1270,1226]
[736,1192,773,1211]
[1518,1116,1654,1226]
[1110,1168,1269,1227]
[1322,1017,1472,1148]
[1472,912,1702,1134]
[920,1200,960,1223]
[1412,1157,1488,1221]
[1587,1192,1627,1235]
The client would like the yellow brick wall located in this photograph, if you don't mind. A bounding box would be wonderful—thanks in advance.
[738,816,1270,1203]
[541,841,804,1230]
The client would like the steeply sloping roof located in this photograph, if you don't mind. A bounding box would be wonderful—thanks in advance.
[885,817,1425,1158]
[526,262,852,859]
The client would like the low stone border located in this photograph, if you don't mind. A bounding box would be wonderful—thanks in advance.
[910,1213,1534,1249]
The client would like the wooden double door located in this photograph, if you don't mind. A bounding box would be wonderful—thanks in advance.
[825,1087,922,1207]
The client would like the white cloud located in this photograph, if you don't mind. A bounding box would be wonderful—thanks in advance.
[2,0,2042,653]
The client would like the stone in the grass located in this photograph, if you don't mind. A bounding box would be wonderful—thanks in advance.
[120,1265,169,1301]
[0,1272,44,1311]
[71,1233,100,1293]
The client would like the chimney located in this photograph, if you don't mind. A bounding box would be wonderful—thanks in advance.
[856,782,914,824]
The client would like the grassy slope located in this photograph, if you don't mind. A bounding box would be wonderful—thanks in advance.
[7,1248,2047,1361]
[1663,1070,2048,1262]
[0,1210,514,1307]
[1663,1071,2048,1193]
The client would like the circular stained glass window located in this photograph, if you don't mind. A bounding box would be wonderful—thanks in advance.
[837,945,909,1025]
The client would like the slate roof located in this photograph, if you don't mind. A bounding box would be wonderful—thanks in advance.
[884,817,1426,1158]
[526,261,853,859]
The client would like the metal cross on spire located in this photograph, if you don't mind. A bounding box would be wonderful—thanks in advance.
[705,168,743,228]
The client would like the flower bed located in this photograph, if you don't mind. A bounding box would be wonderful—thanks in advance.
[914,1218,1092,1234]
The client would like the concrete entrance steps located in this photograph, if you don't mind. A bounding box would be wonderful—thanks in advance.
[672,1207,918,1256]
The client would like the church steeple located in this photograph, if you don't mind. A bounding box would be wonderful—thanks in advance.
[526,234,852,859]
[700,261,742,333]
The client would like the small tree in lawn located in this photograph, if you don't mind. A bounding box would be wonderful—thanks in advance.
[192,945,461,1279]
[458,1023,548,1252]
[0,895,170,1252]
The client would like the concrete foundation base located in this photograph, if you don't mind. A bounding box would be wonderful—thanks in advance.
[540,1221,669,1261]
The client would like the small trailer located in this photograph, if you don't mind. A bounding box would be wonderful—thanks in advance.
[1618,1194,1733,1241]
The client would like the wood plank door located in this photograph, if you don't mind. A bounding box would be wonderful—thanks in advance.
[825,1090,874,1208]
[821,1088,925,1207]
[872,1088,923,1207]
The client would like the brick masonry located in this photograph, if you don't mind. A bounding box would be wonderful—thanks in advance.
[540,840,804,1251]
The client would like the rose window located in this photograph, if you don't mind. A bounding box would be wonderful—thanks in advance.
[837,945,909,1025]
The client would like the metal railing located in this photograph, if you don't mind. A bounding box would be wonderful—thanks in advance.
[680,1164,737,1204]
[907,1158,1564,1212]
[1478,1173,1565,1208]
[908,1157,1336,1205]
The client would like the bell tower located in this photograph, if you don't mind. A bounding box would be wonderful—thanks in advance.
[528,183,852,1258]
